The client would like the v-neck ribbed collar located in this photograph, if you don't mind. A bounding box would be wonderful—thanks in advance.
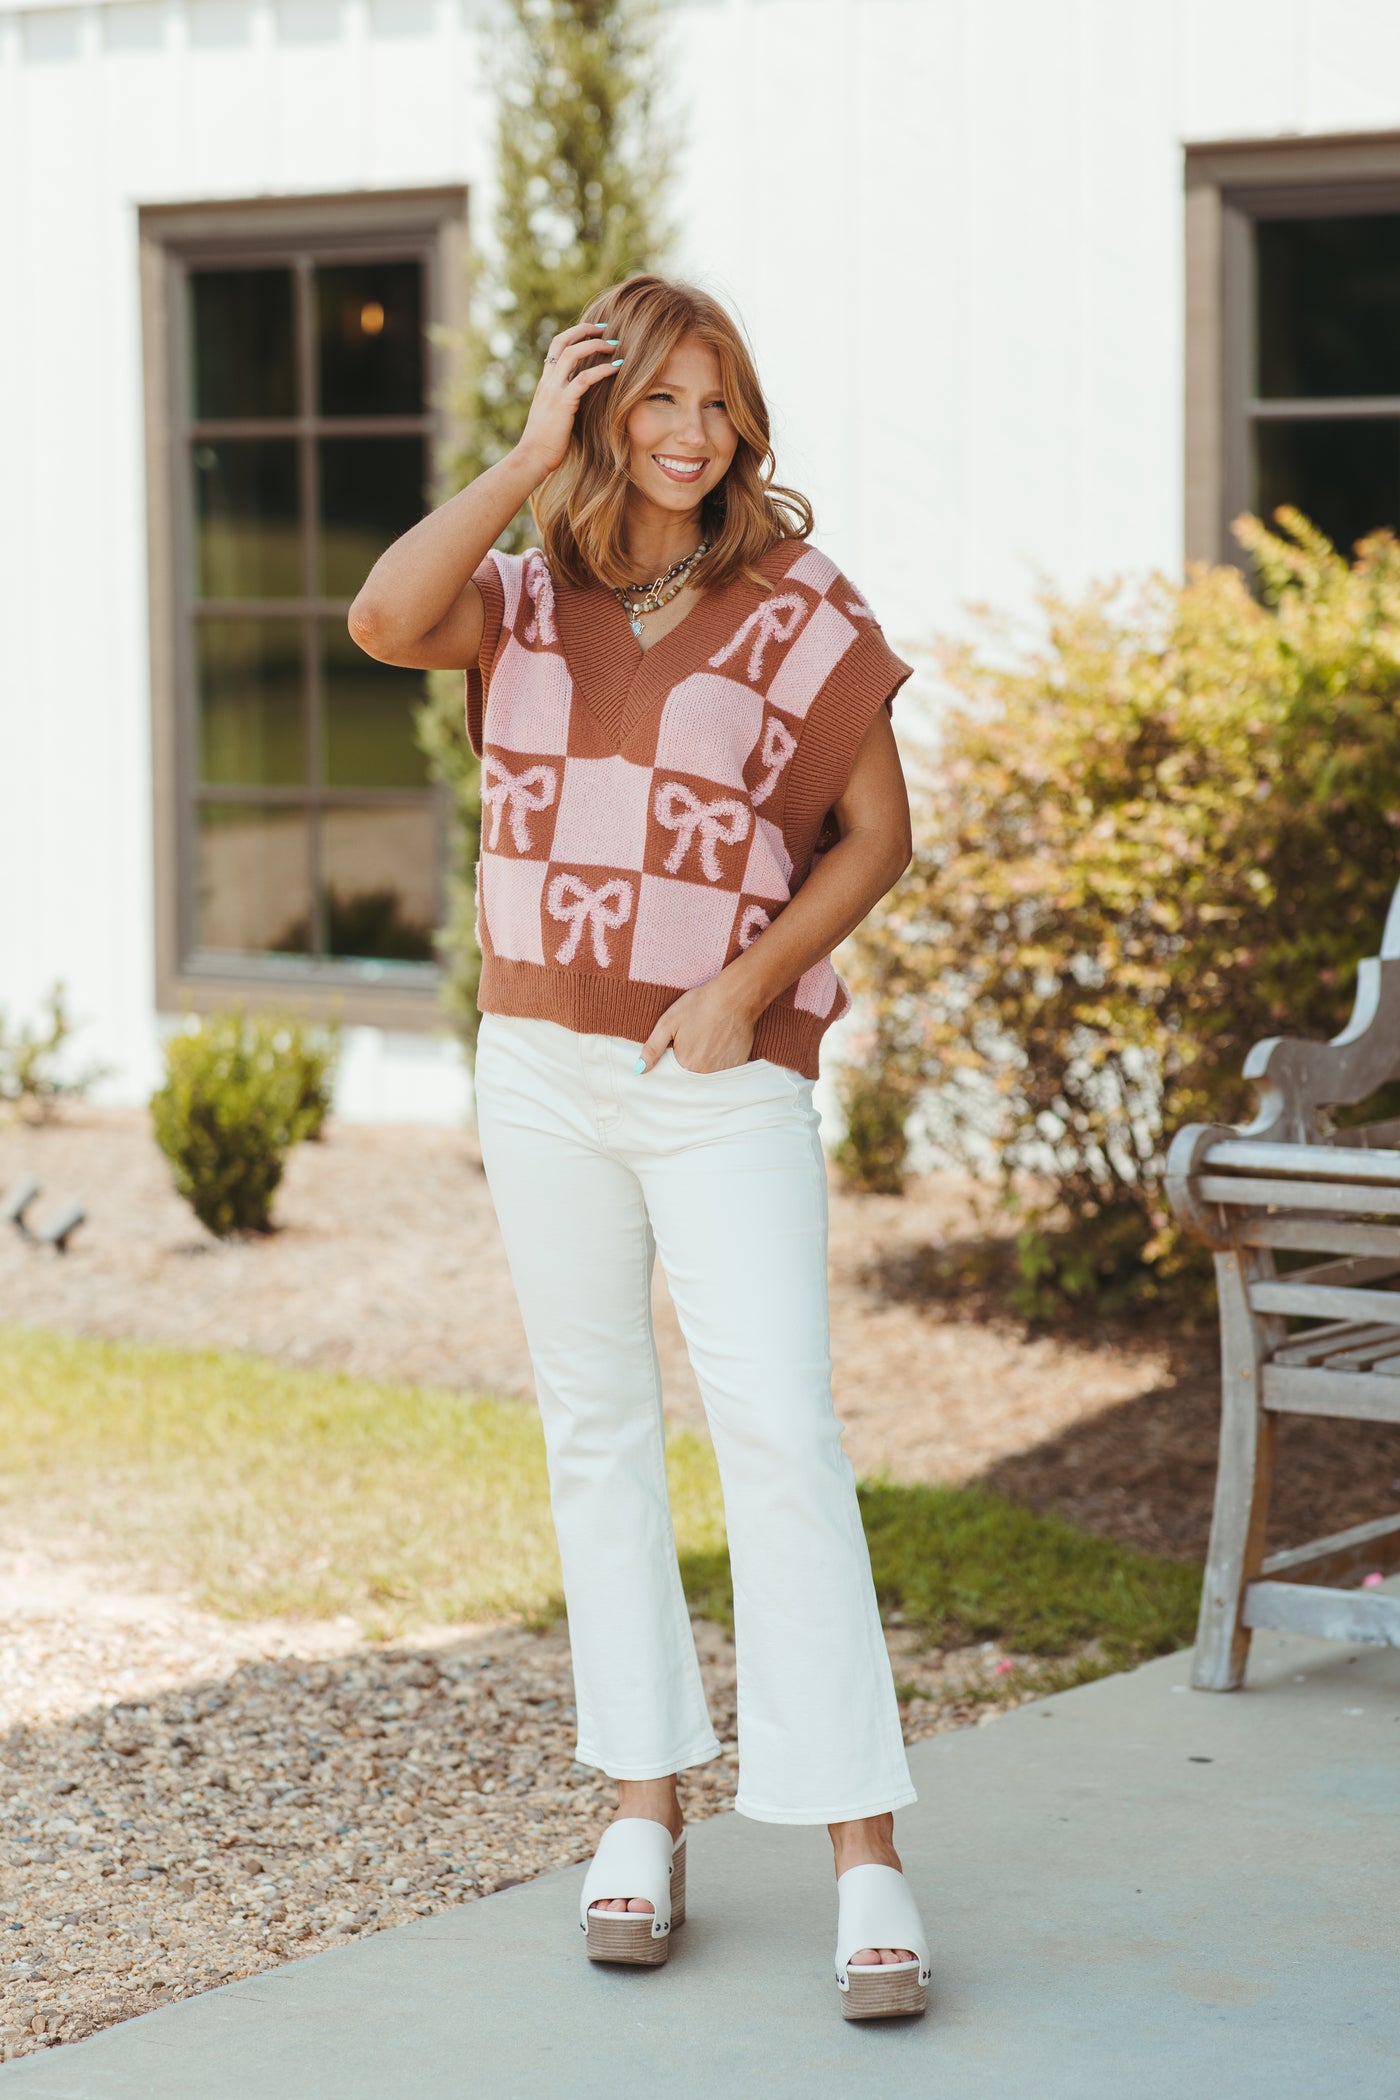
[549,541,792,752]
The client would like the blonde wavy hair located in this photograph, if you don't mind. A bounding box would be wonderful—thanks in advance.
[531,275,813,592]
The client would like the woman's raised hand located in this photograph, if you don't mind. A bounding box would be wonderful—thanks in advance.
[516,322,623,479]
[346,322,620,668]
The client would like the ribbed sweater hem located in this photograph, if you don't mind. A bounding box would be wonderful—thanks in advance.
[478,956,833,1081]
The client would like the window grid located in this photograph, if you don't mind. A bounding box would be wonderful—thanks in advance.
[173,233,441,981]
[1244,204,1400,557]
[1206,161,1400,567]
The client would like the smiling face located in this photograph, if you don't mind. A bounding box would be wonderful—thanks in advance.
[535,274,808,593]
[624,334,739,522]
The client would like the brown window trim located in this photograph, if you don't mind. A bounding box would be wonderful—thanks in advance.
[1184,131,1400,568]
[140,187,469,1032]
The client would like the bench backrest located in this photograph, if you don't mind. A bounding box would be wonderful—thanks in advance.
[1239,878,1400,1148]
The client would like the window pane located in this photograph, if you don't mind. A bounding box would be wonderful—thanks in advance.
[321,623,428,788]
[1257,215,1400,398]
[320,803,438,962]
[190,268,296,419]
[1255,418,1400,554]
[316,260,424,415]
[195,439,301,599]
[318,435,426,596]
[197,619,305,785]
[196,802,312,955]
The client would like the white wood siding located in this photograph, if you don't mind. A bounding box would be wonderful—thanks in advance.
[0,0,1396,1103]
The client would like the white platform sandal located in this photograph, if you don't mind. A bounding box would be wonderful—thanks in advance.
[579,1819,686,1967]
[834,1863,931,2020]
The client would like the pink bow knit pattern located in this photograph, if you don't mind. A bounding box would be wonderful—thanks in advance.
[654,781,751,882]
[708,593,807,682]
[738,904,771,949]
[546,874,633,968]
[482,755,558,853]
[750,716,797,806]
[463,537,913,1075]
[522,550,557,646]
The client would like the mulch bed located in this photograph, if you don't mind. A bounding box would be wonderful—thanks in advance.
[983,1341,1400,1562]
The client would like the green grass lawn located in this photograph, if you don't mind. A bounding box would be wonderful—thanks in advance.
[1,1326,1200,1668]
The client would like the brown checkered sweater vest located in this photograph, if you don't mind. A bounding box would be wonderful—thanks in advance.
[463,536,913,1079]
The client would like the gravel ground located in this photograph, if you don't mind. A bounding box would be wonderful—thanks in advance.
[0,1537,1033,2065]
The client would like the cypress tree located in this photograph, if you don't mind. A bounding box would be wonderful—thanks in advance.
[416,0,672,1053]
[455,0,671,508]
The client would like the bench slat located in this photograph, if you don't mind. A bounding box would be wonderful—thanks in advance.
[1271,1320,1398,1368]
[1324,1333,1400,1371]
[1283,1254,1400,1289]
[1241,1580,1400,1646]
[1203,1139,1400,1185]
[1239,1217,1400,1257]
[1198,1175,1400,1216]
[1248,1280,1400,1322]
[1262,1364,1400,1420]
[1262,1512,1400,1586]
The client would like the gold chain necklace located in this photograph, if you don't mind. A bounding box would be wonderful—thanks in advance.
[613,541,711,639]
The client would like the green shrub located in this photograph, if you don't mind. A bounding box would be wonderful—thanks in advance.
[1010,1210,1164,1323]
[832,1045,918,1194]
[0,983,108,1122]
[846,511,1400,1312]
[151,1013,328,1236]
[281,1017,339,1142]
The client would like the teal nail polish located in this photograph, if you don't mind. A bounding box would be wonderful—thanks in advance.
[605,338,620,346]
[611,356,625,366]
[633,1055,647,1075]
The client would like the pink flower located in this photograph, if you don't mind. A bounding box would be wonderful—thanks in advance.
[1361,1571,1384,1590]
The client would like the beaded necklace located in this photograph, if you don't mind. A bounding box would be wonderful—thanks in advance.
[613,540,711,640]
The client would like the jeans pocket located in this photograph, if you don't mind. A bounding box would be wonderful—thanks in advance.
[664,1046,775,1080]
[663,1047,808,1103]
[666,1046,747,1080]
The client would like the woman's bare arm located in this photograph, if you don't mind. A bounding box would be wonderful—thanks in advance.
[347,452,536,670]
[637,704,913,1072]
[347,321,622,670]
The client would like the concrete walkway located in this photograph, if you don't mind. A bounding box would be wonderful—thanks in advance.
[6,1622,1397,2100]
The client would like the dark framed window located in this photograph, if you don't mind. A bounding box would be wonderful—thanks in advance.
[141,192,468,1024]
[1252,210,1400,553]
[1185,139,1400,566]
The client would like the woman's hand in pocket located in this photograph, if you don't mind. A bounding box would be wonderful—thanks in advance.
[634,980,758,1076]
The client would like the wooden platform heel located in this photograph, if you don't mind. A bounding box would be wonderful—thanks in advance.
[580,1820,686,1967]
[834,1863,930,2021]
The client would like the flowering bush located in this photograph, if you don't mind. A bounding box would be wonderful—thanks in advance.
[842,512,1400,1308]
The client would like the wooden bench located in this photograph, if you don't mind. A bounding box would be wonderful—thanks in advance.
[1165,879,1400,1690]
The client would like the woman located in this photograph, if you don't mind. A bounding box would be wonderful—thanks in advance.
[349,274,929,2021]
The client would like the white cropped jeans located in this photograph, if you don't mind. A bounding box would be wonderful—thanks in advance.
[473,1011,915,1825]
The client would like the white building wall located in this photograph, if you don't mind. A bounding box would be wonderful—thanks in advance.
[0,0,1396,1111]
